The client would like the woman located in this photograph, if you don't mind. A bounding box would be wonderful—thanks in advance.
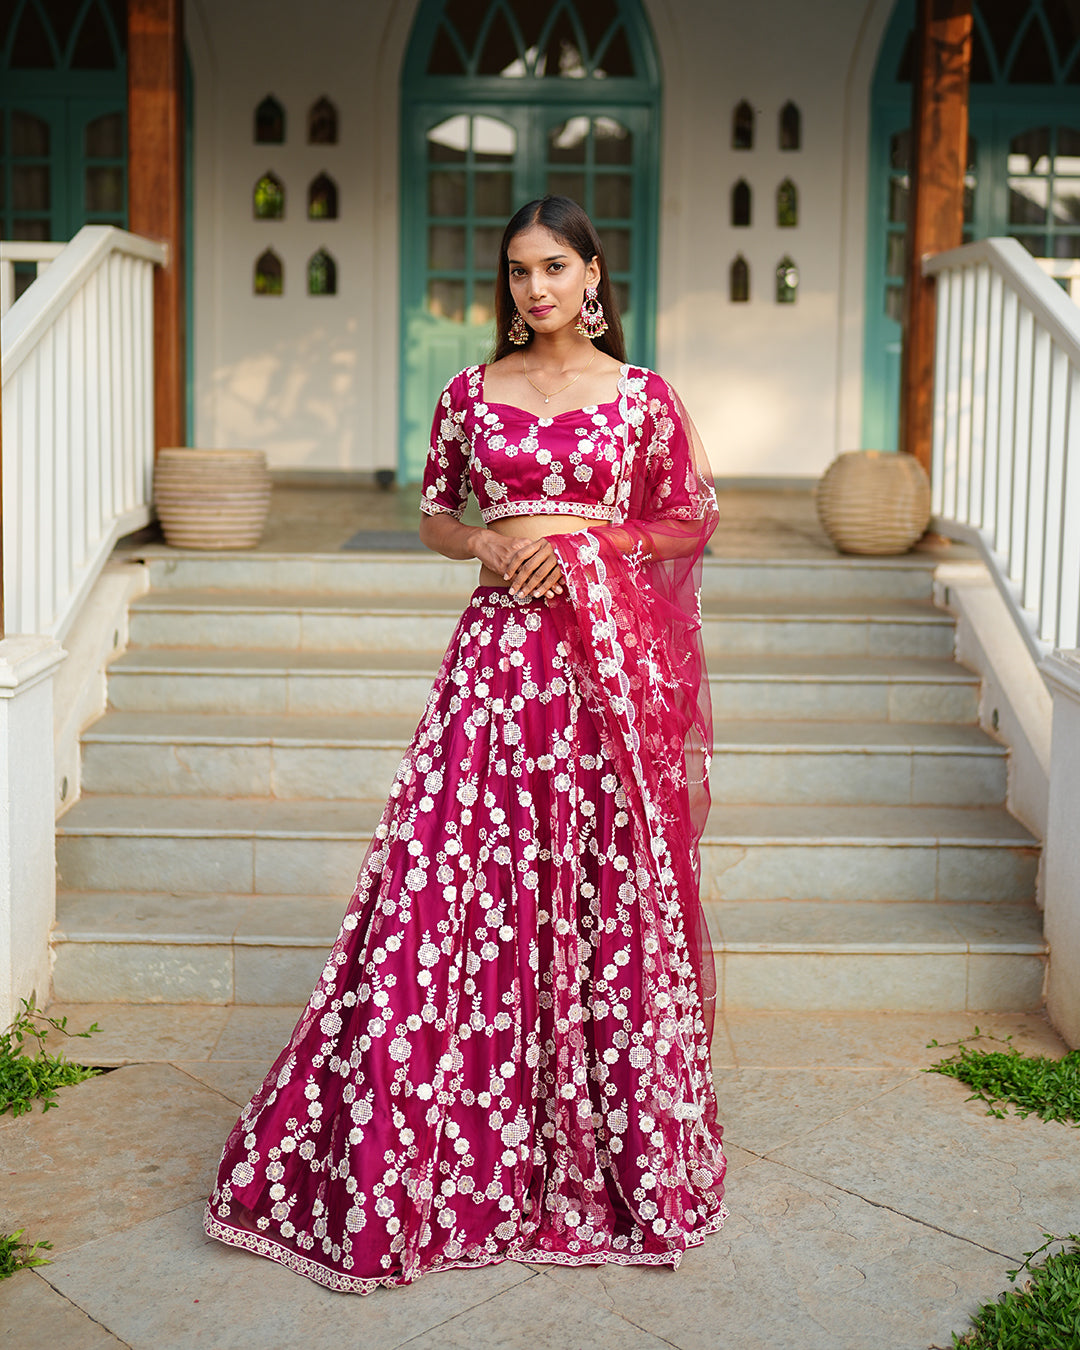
[204,196,727,1294]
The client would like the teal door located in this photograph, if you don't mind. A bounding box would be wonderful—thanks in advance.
[865,0,1080,451]
[399,0,660,481]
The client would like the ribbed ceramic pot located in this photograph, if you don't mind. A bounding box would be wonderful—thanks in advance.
[813,449,931,555]
[154,448,271,549]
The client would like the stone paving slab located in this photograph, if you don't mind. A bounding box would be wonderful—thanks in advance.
[772,1071,1080,1258]
[2,1270,127,1348]
[0,1063,237,1253]
[540,1157,1018,1350]
[3,1008,1074,1349]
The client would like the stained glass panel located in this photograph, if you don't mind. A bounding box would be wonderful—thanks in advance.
[254,249,283,295]
[254,172,285,219]
[308,173,338,220]
[777,179,798,227]
[776,256,798,304]
[308,249,337,295]
[308,98,338,145]
[255,96,285,145]
[730,255,749,303]
[731,180,751,228]
[779,102,801,151]
[733,101,754,151]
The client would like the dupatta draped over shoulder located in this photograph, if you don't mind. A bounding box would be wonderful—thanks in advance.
[546,370,719,1051]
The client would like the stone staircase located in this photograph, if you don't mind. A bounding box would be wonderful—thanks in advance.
[53,550,1046,1012]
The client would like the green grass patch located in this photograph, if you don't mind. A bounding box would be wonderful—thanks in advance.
[0,996,102,1118]
[926,1029,1080,1127]
[0,1229,54,1279]
[942,1233,1080,1349]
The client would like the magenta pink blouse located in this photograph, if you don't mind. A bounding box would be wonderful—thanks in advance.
[421,363,702,526]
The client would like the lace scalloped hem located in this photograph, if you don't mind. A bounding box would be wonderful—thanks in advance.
[203,1202,729,1297]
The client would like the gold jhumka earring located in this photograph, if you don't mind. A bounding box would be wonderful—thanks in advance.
[508,312,530,345]
[574,285,608,339]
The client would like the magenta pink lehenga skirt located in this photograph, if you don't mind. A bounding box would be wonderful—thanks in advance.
[204,586,727,1294]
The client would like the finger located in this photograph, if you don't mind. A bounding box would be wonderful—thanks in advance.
[505,544,552,590]
[501,540,543,581]
[520,560,563,597]
[508,550,557,593]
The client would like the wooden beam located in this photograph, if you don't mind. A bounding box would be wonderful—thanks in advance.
[128,0,185,452]
[900,0,972,473]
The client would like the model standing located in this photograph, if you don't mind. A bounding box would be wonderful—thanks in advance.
[205,195,727,1293]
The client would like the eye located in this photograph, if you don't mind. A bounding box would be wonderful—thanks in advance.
[547,263,565,273]
[510,266,526,278]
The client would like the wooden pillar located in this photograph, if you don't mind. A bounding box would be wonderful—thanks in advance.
[900,0,972,472]
[128,0,185,452]
[0,377,5,637]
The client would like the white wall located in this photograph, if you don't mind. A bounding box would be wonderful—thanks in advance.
[187,0,889,478]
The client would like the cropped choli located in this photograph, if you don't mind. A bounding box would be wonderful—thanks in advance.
[420,363,703,526]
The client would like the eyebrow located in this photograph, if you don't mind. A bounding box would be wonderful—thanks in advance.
[508,253,569,264]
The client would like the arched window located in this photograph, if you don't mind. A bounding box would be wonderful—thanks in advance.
[308,97,338,145]
[779,102,801,150]
[254,249,283,295]
[308,248,337,295]
[776,256,798,304]
[731,179,751,227]
[730,255,750,303]
[253,172,285,220]
[1,3,127,247]
[255,96,285,144]
[733,100,754,150]
[308,173,339,219]
[400,0,660,480]
[6,0,125,70]
[777,178,798,227]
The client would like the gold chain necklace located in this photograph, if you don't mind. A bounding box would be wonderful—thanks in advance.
[521,348,598,405]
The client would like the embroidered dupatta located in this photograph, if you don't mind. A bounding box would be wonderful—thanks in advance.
[547,371,719,1056]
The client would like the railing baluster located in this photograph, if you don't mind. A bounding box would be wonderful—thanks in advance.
[931,265,952,517]
[983,268,1003,540]
[957,260,976,523]
[996,284,1019,563]
[1024,324,1051,618]
[1041,344,1068,648]
[968,262,991,527]
[1010,307,1033,603]
[1058,365,1080,651]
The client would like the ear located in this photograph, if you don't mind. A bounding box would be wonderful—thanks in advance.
[584,254,601,288]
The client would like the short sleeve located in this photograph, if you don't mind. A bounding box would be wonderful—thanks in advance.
[641,374,711,522]
[420,371,471,520]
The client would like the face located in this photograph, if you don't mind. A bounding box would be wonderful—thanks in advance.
[507,224,601,338]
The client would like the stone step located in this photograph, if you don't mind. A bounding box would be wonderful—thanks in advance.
[80,712,1008,807]
[50,890,1045,1010]
[136,550,938,603]
[55,797,1038,904]
[104,647,979,722]
[127,588,956,660]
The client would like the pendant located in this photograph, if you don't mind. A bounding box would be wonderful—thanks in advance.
[544,397,550,404]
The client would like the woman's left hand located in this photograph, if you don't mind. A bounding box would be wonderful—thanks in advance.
[504,538,565,600]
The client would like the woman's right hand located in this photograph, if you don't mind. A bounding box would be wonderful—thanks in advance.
[470,529,565,599]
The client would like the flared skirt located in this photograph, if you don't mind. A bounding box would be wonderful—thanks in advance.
[204,586,727,1294]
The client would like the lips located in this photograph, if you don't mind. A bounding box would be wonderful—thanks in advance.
[529,305,554,316]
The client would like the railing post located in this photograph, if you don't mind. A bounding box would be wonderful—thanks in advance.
[900,0,973,476]
[128,0,186,453]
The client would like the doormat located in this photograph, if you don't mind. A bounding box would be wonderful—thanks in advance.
[341,529,426,552]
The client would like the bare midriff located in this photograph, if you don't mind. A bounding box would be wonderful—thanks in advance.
[477,513,590,587]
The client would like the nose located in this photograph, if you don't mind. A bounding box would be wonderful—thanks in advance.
[529,272,546,298]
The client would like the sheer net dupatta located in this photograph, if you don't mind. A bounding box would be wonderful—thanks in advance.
[548,373,719,1056]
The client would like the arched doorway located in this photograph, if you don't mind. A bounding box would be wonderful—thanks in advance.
[864,0,1080,450]
[399,0,661,479]
[1,0,128,299]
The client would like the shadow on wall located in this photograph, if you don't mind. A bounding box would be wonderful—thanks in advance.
[204,318,368,471]
[659,287,841,478]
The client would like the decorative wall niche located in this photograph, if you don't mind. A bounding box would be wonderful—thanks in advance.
[254,171,285,219]
[255,95,285,144]
[779,101,801,150]
[308,97,338,145]
[308,173,339,220]
[730,255,750,303]
[308,248,337,295]
[255,249,283,295]
[777,178,798,227]
[731,179,751,227]
[732,100,754,150]
[776,256,799,303]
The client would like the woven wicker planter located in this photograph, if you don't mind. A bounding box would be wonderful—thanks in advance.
[813,450,931,556]
[154,448,271,549]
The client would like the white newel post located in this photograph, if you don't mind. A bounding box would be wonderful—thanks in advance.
[1042,651,1080,1049]
[0,636,66,1026]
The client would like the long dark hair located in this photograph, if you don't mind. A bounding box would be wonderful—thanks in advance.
[489,195,627,363]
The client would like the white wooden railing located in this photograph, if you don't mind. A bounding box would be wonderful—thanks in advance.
[0,242,65,317]
[924,237,1080,660]
[1,226,166,638]
[1035,257,1080,303]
